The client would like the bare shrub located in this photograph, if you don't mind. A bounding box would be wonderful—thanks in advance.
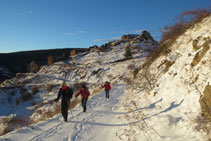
[37,101,45,108]
[124,45,132,59]
[16,99,20,105]
[9,116,30,130]
[46,84,55,92]
[127,64,135,71]
[45,109,55,119]
[126,67,159,93]
[11,90,16,96]
[31,86,39,95]
[31,101,36,106]
[21,92,33,102]
[99,46,106,52]
[133,67,140,78]
[160,8,211,45]
[54,102,61,114]
[96,60,102,65]
[0,124,9,136]
[69,99,80,110]
[73,82,81,91]
[124,77,133,86]
[8,95,12,104]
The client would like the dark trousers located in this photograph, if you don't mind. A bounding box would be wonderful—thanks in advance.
[105,90,109,98]
[81,98,88,112]
[61,99,69,121]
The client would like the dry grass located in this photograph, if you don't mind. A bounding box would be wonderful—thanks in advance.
[127,64,135,71]
[96,60,103,65]
[160,8,211,45]
[73,82,82,91]
[69,99,80,110]
[46,84,56,92]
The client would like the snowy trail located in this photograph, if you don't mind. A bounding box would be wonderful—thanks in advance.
[0,84,126,141]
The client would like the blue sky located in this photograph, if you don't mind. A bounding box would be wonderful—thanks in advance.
[0,0,210,53]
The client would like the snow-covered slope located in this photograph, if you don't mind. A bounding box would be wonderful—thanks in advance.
[117,15,211,140]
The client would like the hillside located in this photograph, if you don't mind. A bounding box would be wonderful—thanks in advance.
[0,31,158,138]
[0,13,211,141]
[117,14,211,140]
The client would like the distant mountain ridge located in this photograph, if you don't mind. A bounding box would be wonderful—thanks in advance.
[0,48,88,82]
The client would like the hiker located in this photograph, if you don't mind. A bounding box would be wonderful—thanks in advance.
[102,81,111,99]
[76,84,90,112]
[55,81,73,122]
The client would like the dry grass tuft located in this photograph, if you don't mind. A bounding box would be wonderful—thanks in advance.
[46,84,56,92]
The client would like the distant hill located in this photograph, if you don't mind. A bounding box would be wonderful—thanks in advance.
[0,48,88,74]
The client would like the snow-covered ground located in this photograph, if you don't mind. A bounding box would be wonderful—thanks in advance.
[0,84,126,141]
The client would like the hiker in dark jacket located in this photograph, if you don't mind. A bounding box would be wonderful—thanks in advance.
[102,81,111,99]
[55,81,73,122]
[76,84,90,112]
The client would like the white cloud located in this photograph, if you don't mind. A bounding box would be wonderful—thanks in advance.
[20,10,33,16]
[28,11,33,14]
[64,32,75,36]
[78,30,85,33]
[93,36,121,42]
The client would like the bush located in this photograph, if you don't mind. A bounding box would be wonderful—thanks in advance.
[21,92,33,102]
[127,64,135,71]
[46,84,55,92]
[160,8,211,45]
[124,46,132,59]
[133,67,140,78]
[16,99,20,105]
[73,82,81,91]
[31,86,39,95]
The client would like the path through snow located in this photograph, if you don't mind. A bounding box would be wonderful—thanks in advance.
[0,84,126,141]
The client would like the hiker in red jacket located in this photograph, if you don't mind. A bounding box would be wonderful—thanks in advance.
[76,84,90,112]
[102,81,111,99]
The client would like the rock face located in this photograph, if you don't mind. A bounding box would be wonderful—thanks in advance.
[89,45,98,52]
[121,34,139,40]
[121,30,158,44]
